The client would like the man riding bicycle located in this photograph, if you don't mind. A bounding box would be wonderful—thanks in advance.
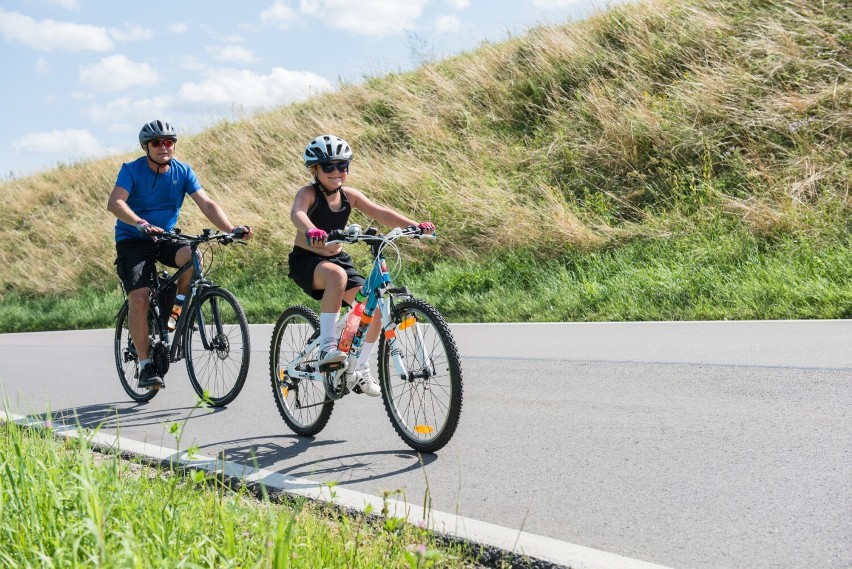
[107,119,254,390]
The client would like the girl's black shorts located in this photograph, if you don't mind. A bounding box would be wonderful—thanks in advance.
[288,247,365,300]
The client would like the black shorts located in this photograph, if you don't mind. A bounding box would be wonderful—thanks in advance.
[288,247,365,301]
[115,238,190,293]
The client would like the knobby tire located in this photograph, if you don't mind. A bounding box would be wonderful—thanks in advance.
[269,306,334,436]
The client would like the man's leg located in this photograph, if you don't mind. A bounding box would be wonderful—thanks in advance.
[174,245,193,297]
[127,287,151,360]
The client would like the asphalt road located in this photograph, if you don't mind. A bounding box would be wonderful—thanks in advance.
[1,320,850,569]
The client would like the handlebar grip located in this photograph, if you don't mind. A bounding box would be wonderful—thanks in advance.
[326,229,346,242]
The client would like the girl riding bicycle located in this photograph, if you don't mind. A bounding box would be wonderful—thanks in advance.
[288,134,435,397]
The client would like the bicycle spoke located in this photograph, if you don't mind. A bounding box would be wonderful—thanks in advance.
[113,302,160,402]
[269,307,333,436]
[185,288,250,406]
[380,298,463,453]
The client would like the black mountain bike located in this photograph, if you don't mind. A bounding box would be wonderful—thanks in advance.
[114,228,250,406]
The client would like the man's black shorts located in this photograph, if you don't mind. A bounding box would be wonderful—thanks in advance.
[115,238,190,292]
[288,247,365,301]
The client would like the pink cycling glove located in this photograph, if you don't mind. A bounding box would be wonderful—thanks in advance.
[306,228,328,245]
[417,222,436,233]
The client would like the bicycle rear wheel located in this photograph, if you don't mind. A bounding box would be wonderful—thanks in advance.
[269,306,334,436]
[184,287,250,407]
[378,297,463,453]
[113,300,162,402]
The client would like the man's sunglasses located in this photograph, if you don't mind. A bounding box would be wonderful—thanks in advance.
[149,139,175,148]
[319,161,349,173]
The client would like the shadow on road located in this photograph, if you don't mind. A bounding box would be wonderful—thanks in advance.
[17,403,437,489]
[197,434,438,486]
[24,401,224,431]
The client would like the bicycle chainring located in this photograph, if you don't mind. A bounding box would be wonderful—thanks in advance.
[324,369,346,401]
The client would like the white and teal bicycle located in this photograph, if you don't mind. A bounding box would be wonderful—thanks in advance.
[269,225,463,453]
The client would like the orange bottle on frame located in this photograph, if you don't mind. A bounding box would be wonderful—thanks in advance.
[338,302,364,353]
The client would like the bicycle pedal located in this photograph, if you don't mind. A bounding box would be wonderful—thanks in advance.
[318,361,346,372]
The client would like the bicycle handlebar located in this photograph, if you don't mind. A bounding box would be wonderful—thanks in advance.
[156,228,249,245]
[326,224,435,245]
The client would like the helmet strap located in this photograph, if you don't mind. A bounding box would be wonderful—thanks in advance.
[145,144,172,188]
[314,178,339,196]
[145,143,172,168]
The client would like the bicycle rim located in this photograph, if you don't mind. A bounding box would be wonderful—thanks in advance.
[269,306,333,436]
[113,301,159,402]
[184,288,250,406]
[379,297,463,453]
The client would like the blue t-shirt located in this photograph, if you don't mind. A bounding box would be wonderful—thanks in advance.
[114,157,202,241]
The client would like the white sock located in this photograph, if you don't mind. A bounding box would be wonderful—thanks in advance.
[357,341,376,369]
[139,358,152,368]
[319,312,338,347]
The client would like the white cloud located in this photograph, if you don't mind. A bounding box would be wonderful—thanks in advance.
[87,95,174,125]
[13,129,103,155]
[177,67,333,111]
[261,1,298,28]
[79,55,159,92]
[169,23,189,33]
[207,45,258,64]
[529,0,579,6]
[177,54,209,73]
[445,0,470,8]
[35,58,49,74]
[435,15,461,33]
[529,0,619,8]
[48,0,79,10]
[299,0,428,37]
[0,9,113,52]
[109,23,152,42]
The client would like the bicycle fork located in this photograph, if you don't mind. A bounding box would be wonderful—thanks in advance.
[381,297,435,381]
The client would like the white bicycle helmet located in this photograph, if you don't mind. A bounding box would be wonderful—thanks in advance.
[303,134,353,166]
[139,120,178,146]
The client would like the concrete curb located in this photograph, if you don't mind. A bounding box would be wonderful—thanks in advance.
[5,412,674,569]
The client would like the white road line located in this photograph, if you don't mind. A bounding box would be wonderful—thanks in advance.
[5,412,674,569]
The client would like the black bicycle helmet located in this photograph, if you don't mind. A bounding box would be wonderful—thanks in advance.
[139,120,178,146]
[303,134,353,166]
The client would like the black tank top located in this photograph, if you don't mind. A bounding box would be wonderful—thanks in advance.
[306,183,351,231]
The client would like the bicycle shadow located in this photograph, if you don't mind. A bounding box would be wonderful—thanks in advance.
[197,435,438,487]
[28,401,225,431]
[18,403,438,489]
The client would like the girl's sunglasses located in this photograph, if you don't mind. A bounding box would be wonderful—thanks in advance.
[319,161,349,173]
[149,139,175,148]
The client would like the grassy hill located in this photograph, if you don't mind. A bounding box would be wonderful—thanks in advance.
[1,0,849,332]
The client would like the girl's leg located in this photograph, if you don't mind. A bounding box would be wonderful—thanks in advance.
[342,287,380,396]
[356,293,382,371]
[313,262,347,365]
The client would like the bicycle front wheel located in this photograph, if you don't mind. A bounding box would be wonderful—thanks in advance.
[114,301,161,402]
[378,297,463,453]
[184,287,250,407]
[269,306,334,436]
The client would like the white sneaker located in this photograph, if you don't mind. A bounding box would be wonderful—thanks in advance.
[350,365,381,397]
[318,342,346,368]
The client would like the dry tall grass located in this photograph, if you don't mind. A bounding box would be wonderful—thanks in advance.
[1,0,848,296]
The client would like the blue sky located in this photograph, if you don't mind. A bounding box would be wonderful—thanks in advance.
[0,0,627,179]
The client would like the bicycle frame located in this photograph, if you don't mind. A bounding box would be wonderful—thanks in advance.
[152,244,221,362]
[284,230,433,393]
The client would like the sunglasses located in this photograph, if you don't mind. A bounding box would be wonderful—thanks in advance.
[319,161,349,173]
[149,139,175,148]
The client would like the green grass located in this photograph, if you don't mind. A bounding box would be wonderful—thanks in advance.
[418,216,852,322]
[0,418,486,568]
[3,207,852,332]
